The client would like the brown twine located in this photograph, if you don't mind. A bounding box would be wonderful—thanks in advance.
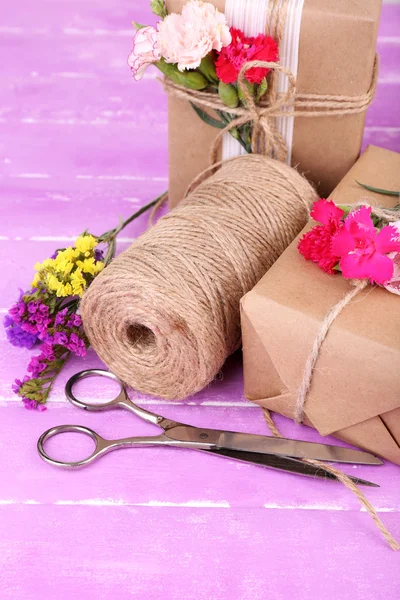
[279,203,400,550]
[295,200,400,424]
[294,279,368,423]
[81,154,316,399]
[163,55,378,164]
[164,0,377,163]
[262,408,399,551]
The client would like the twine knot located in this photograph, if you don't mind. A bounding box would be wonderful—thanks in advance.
[163,55,378,168]
[209,60,297,163]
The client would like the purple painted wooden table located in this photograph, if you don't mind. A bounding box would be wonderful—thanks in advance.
[1,2,400,598]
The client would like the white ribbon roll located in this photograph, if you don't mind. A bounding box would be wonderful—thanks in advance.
[223,0,305,165]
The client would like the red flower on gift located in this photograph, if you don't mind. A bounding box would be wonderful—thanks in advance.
[215,28,279,85]
[298,199,344,274]
[331,206,400,285]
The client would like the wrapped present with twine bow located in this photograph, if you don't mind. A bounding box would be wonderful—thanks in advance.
[166,0,381,207]
[241,145,400,466]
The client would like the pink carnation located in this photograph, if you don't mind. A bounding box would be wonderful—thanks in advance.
[216,28,279,84]
[158,0,231,71]
[331,207,400,285]
[298,199,344,274]
[128,26,161,81]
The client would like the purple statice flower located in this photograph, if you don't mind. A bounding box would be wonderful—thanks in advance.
[4,315,39,349]
[22,398,47,411]
[12,375,31,395]
[14,300,52,339]
[66,332,86,357]
[54,331,69,346]
[27,354,47,378]
[9,297,26,324]
[66,312,82,328]
[94,248,104,262]
[40,343,56,360]
[24,300,52,335]
[55,308,68,326]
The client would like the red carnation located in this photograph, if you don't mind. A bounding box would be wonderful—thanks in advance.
[215,28,279,85]
[298,199,344,274]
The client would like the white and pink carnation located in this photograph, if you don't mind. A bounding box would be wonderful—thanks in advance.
[384,220,400,295]
[158,0,231,71]
[128,26,161,81]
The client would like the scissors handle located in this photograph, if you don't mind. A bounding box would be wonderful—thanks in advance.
[66,369,164,426]
[37,424,172,468]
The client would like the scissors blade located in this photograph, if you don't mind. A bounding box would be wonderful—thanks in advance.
[165,426,382,465]
[202,448,379,487]
[217,432,383,465]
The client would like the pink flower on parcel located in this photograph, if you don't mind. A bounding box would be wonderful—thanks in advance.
[128,26,161,81]
[384,220,400,294]
[332,207,400,285]
[158,0,231,71]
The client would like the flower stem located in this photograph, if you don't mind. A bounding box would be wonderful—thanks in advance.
[98,192,167,266]
[98,192,166,243]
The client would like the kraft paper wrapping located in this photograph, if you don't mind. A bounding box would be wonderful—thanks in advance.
[166,0,381,207]
[241,146,400,465]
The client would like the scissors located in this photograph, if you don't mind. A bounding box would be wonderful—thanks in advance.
[37,369,382,486]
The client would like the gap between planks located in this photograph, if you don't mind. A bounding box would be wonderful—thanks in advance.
[0,25,399,40]
[0,498,397,511]
[0,396,254,408]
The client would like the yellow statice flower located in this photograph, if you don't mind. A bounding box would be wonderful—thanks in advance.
[31,272,41,288]
[46,274,61,293]
[70,268,86,297]
[60,247,80,261]
[75,234,98,257]
[56,282,73,298]
[53,255,75,276]
[31,233,104,297]
[77,257,104,276]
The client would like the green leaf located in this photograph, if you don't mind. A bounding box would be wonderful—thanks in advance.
[190,103,226,129]
[256,78,268,102]
[356,180,400,197]
[336,204,353,217]
[150,0,167,18]
[132,22,147,30]
[332,264,342,272]
[47,294,58,314]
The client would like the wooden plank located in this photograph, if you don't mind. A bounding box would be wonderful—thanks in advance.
[1,377,399,512]
[0,505,399,600]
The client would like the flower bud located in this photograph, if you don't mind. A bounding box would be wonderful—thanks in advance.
[156,59,208,90]
[150,0,167,18]
[199,53,218,83]
[256,77,268,102]
[238,80,255,106]
[218,81,239,108]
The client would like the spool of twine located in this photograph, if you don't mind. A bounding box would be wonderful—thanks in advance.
[81,155,317,398]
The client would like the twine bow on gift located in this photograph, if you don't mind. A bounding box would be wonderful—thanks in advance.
[210,60,297,163]
[164,55,379,167]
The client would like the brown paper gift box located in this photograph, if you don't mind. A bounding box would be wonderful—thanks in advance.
[241,146,400,465]
[166,0,381,207]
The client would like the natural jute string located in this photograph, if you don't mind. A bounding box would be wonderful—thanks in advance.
[164,54,378,164]
[294,279,368,424]
[81,154,316,399]
[262,408,400,551]
[165,0,378,162]
[268,200,400,551]
[294,200,400,424]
